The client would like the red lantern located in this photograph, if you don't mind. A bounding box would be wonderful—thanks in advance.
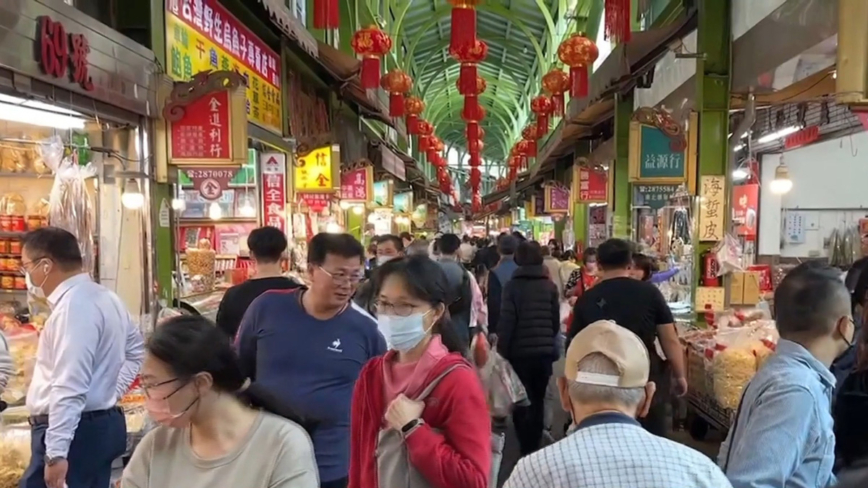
[380,70,413,118]
[404,96,425,135]
[531,95,553,135]
[448,0,480,52]
[426,136,442,162]
[313,0,339,29]
[542,69,570,117]
[450,40,488,96]
[468,139,484,157]
[521,126,538,158]
[351,26,393,90]
[461,84,486,141]
[469,167,481,188]
[558,33,599,99]
[471,193,481,213]
[605,0,632,44]
[466,125,485,141]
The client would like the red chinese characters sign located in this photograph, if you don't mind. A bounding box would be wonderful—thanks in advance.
[732,184,759,238]
[260,153,287,232]
[298,193,331,213]
[37,16,94,91]
[340,167,373,202]
[183,167,238,201]
[577,167,608,203]
[170,91,233,162]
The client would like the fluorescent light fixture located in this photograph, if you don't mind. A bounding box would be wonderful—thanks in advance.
[733,144,744,152]
[0,93,88,130]
[732,168,748,180]
[757,126,800,144]
[769,161,793,194]
[121,179,144,210]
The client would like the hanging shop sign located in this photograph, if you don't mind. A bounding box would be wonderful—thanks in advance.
[183,167,239,201]
[544,185,571,213]
[164,71,248,166]
[698,175,726,242]
[629,109,698,188]
[381,146,407,181]
[373,181,393,208]
[36,16,95,91]
[393,192,413,214]
[783,126,820,150]
[295,145,339,192]
[297,192,331,213]
[732,184,759,238]
[260,152,288,232]
[340,167,373,202]
[575,166,608,203]
[166,0,283,133]
[634,184,680,210]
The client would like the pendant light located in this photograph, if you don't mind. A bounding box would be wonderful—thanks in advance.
[769,155,793,195]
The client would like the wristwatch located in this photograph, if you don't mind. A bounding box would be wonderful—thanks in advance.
[44,456,66,466]
[400,418,424,436]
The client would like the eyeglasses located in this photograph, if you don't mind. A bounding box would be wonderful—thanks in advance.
[141,377,184,400]
[375,300,429,317]
[318,266,365,285]
[19,256,48,276]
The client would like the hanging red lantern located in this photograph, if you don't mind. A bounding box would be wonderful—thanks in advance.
[380,69,413,118]
[471,193,482,213]
[426,136,442,163]
[521,125,538,158]
[469,167,481,187]
[448,0,480,52]
[468,139,484,157]
[466,125,485,141]
[416,119,433,150]
[558,33,598,99]
[404,96,425,135]
[351,26,393,90]
[450,39,488,96]
[542,68,570,117]
[531,95,553,135]
[313,0,339,30]
[605,0,632,44]
[461,85,486,141]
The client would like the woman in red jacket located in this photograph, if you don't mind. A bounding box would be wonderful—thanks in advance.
[348,255,491,488]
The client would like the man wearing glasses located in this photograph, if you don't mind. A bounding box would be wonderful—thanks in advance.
[236,232,386,488]
[19,227,144,488]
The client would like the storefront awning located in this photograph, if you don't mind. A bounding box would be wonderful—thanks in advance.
[481,173,545,207]
[253,0,318,57]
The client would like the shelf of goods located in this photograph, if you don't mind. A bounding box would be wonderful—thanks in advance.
[679,311,777,440]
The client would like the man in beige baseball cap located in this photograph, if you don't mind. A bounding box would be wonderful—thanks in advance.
[504,320,731,488]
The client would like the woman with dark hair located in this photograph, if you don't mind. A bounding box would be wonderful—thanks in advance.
[496,241,559,456]
[122,316,318,488]
[348,256,490,488]
[564,247,598,299]
[631,253,681,284]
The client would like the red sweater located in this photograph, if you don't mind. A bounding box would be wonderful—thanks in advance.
[348,351,491,488]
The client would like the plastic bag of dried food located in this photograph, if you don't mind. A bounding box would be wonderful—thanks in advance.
[0,431,30,488]
[48,157,97,276]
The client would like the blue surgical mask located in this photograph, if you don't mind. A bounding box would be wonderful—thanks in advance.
[379,310,433,352]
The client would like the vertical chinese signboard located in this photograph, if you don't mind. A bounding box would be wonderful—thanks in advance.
[340,167,373,202]
[294,146,339,192]
[165,0,282,133]
[260,152,287,232]
[699,175,726,242]
[170,91,233,161]
[576,167,608,203]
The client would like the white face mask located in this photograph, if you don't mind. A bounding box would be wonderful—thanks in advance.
[25,261,48,298]
[376,255,396,266]
[378,310,433,352]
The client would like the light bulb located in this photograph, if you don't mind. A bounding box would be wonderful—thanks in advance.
[238,200,256,217]
[171,198,186,211]
[769,161,793,195]
[732,168,748,180]
[121,179,144,210]
[352,205,364,215]
[326,222,342,233]
[209,201,223,220]
[340,200,351,210]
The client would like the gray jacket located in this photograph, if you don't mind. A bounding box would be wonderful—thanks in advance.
[0,331,13,395]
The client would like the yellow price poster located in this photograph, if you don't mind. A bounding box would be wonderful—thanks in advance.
[166,0,282,134]
[295,146,339,192]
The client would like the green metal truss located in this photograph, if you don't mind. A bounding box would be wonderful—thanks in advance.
[357,0,600,172]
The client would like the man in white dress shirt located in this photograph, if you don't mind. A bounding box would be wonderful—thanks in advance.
[19,228,144,488]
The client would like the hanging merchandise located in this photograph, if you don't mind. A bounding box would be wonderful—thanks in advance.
[48,147,97,277]
[557,33,599,98]
[542,68,570,117]
[450,39,488,97]
[404,96,425,135]
[380,69,413,118]
[605,0,632,44]
[313,0,339,30]
[351,26,392,90]
[531,95,553,136]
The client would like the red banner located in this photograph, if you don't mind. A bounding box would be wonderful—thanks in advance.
[732,184,759,238]
[578,167,608,203]
[340,167,372,202]
[260,152,287,231]
[170,90,232,161]
[298,192,331,213]
[784,126,819,150]
[182,167,238,201]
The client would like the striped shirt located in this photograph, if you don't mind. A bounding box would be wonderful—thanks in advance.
[0,330,12,394]
[504,412,731,488]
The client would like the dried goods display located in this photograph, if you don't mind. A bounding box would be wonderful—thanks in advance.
[0,328,38,406]
[186,239,217,293]
[0,432,29,488]
[48,158,97,276]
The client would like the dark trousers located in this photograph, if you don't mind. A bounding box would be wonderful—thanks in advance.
[21,407,126,488]
[320,477,348,488]
[640,366,670,437]
[511,358,552,457]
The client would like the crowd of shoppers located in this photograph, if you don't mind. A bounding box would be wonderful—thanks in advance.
[20,223,868,488]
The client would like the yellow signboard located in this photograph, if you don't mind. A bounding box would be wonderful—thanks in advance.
[295,146,339,192]
[165,1,282,134]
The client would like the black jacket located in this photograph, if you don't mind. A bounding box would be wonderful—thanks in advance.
[496,264,560,360]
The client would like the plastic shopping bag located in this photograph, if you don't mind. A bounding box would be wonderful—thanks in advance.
[472,333,530,417]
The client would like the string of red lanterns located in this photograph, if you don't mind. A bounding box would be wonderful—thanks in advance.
[605,0,632,44]
[557,33,598,99]
[351,26,392,90]
[313,0,340,30]
[380,69,412,118]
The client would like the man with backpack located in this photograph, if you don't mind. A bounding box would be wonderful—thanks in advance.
[437,234,478,345]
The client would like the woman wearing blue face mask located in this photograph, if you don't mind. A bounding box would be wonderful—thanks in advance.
[348,256,491,488]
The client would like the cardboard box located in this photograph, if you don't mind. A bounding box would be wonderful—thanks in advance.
[729,272,746,305]
[742,271,762,305]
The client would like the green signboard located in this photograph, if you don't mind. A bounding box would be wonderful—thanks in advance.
[634,184,680,210]
[638,124,686,179]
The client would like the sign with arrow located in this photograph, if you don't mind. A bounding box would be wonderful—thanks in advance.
[182,167,239,201]
[294,145,337,192]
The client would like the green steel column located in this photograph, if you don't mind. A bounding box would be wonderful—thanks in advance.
[693,0,731,290]
[573,203,587,247]
[612,93,632,238]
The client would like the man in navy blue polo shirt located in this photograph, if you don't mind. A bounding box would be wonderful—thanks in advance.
[236,233,386,488]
